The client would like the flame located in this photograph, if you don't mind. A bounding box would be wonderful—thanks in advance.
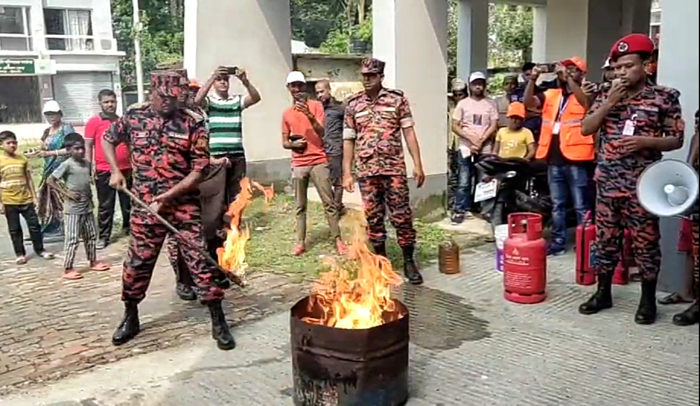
[302,217,404,330]
[217,177,274,281]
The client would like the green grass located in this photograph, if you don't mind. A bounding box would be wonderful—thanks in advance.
[241,193,480,283]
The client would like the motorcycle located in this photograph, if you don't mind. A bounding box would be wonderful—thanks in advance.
[474,156,553,228]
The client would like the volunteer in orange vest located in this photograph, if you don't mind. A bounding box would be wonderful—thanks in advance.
[524,57,595,257]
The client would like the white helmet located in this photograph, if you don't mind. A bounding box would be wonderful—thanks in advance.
[42,100,61,114]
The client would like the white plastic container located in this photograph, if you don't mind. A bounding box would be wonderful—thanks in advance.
[494,225,509,273]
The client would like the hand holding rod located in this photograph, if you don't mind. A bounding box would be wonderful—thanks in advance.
[120,187,245,288]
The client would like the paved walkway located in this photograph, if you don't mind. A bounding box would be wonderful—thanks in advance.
[1,239,697,405]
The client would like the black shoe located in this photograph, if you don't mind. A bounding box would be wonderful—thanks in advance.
[122,227,130,237]
[96,239,109,250]
[372,242,387,257]
[402,245,424,285]
[579,273,613,315]
[672,300,700,326]
[635,279,658,325]
[112,301,140,346]
[176,283,197,301]
[206,299,236,350]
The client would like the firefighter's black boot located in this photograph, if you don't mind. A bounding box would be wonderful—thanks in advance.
[112,300,140,346]
[579,272,613,315]
[207,299,236,351]
[634,279,658,325]
[402,245,424,285]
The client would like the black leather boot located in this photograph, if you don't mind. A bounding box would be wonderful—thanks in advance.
[402,245,424,285]
[112,300,140,346]
[207,299,236,351]
[635,279,658,325]
[176,283,197,301]
[579,272,613,315]
[673,300,700,326]
[372,242,387,257]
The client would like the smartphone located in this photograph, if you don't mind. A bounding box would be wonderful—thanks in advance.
[226,66,239,75]
[293,93,307,102]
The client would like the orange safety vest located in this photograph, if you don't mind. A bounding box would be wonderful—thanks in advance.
[536,89,594,162]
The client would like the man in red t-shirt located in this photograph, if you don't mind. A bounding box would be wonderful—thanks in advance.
[282,71,346,256]
[85,89,132,249]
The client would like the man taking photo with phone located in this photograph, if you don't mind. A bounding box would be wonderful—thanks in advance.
[195,66,262,206]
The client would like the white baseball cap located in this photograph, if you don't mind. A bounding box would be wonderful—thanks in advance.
[42,100,61,114]
[286,71,306,84]
[602,58,612,69]
[469,71,487,83]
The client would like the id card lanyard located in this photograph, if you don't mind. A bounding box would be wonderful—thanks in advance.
[552,96,569,135]
[622,113,637,137]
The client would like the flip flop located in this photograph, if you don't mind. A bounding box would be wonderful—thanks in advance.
[39,252,55,260]
[63,270,84,280]
[16,256,28,265]
[90,262,110,272]
[658,292,692,305]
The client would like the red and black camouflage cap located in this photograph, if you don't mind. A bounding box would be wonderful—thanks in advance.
[151,72,183,98]
[609,33,655,62]
[360,57,386,74]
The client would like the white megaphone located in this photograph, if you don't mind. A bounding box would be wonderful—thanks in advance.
[637,159,700,218]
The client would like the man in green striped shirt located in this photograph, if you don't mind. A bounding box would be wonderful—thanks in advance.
[195,66,261,205]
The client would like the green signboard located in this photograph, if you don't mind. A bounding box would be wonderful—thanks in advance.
[0,59,36,75]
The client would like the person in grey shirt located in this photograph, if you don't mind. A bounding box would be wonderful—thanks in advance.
[49,133,110,280]
[315,80,346,213]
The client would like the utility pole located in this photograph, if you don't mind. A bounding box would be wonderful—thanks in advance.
[132,0,145,103]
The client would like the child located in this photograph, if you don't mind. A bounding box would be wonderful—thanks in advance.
[494,102,536,160]
[0,131,55,265]
[49,133,109,280]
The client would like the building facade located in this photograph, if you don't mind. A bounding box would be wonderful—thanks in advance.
[0,0,123,126]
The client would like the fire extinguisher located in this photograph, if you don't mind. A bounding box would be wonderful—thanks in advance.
[503,213,547,304]
[575,211,597,286]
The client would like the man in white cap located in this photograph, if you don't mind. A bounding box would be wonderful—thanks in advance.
[281,71,346,257]
[451,71,498,224]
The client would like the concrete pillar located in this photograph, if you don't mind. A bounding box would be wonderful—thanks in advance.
[656,0,699,294]
[543,0,589,63]
[621,0,652,34]
[456,0,488,81]
[373,0,448,187]
[184,0,292,163]
[532,6,547,63]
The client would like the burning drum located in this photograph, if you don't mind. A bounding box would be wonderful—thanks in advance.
[290,295,410,406]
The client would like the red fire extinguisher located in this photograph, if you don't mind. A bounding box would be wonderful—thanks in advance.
[575,212,597,286]
[504,213,547,304]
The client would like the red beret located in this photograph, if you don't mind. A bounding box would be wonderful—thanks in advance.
[610,33,655,62]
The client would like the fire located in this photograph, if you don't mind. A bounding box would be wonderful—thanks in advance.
[303,218,404,330]
[217,177,274,282]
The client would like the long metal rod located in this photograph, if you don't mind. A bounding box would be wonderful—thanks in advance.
[120,188,245,288]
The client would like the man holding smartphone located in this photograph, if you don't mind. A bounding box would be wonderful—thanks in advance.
[282,71,346,257]
[194,66,261,206]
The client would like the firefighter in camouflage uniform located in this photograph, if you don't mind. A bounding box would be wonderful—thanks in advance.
[342,58,426,285]
[103,71,236,351]
[579,34,685,325]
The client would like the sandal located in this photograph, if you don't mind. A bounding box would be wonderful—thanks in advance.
[658,292,692,305]
[90,262,110,272]
[16,256,28,265]
[39,252,55,260]
[63,270,84,280]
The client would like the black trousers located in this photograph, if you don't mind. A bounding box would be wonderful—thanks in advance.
[95,170,133,242]
[4,204,45,257]
[220,154,247,207]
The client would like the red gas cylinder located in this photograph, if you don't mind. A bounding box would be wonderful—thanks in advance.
[575,211,597,286]
[504,213,547,304]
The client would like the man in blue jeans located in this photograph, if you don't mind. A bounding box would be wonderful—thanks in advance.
[450,72,499,224]
[525,57,596,256]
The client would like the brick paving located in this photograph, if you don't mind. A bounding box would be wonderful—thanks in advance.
[0,222,305,395]
[1,244,698,406]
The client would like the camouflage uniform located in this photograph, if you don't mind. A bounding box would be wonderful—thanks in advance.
[344,58,422,284]
[579,34,685,325]
[104,74,224,304]
[107,72,236,351]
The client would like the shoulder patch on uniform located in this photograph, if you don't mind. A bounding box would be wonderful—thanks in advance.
[385,88,405,97]
[652,85,681,99]
[344,91,364,104]
[182,108,205,123]
[125,102,150,113]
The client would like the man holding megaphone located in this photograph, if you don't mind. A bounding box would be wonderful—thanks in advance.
[577,34,686,325]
